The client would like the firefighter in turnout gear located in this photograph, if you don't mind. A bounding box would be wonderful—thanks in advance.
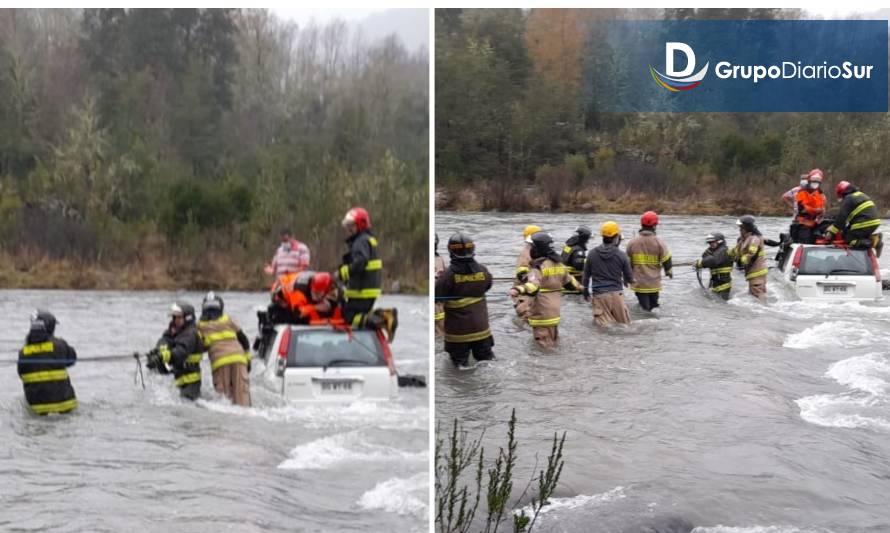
[434,233,446,336]
[510,232,583,348]
[198,292,251,407]
[436,232,495,367]
[729,215,768,303]
[146,302,203,400]
[695,232,733,301]
[625,211,673,311]
[561,225,592,289]
[338,207,397,340]
[825,181,881,250]
[582,221,634,326]
[512,225,541,320]
[17,310,77,415]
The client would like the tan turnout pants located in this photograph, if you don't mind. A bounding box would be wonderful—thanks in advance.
[213,363,251,407]
[748,276,767,303]
[592,292,631,327]
[532,326,558,348]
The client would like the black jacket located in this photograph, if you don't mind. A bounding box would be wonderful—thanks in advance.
[830,190,880,235]
[340,230,382,301]
[582,243,634,296]
[561,235,588,277]
[435,258,493,344]
[699,244,733,292]
[157,322,203,391]
[17,330,77,414]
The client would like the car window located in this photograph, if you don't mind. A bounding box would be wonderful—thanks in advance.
[287,329,385,367]
[799,247,872,275]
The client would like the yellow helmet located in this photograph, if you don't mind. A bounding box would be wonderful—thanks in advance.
[601,221,620,238]
[523,225,542,241]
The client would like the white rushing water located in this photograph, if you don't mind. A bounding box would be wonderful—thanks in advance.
[436,212,890,532]
[0,290,429,532]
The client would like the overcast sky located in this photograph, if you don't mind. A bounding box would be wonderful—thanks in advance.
[271,8,429,52]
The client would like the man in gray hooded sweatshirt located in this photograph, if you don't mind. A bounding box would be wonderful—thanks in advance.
[582,221,634,326]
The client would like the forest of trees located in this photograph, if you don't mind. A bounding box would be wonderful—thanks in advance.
[0,8,428,290]
[436,8,890,216]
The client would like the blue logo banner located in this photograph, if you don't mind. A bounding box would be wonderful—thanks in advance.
[584,20,888,112]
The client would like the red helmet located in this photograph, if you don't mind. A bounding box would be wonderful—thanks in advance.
[807,168,824,183]
[310,272,333,295]
[640,210,659,227]
[835,180,852,199]
[342,207,371,232]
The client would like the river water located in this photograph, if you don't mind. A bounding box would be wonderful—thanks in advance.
[436,212,890,533]
[0,291,428,532]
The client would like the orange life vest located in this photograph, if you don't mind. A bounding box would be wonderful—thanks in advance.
[795,189,825,228]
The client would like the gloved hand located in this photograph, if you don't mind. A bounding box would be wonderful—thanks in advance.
[145,348,161,370]
[582,287,591,302]
[693,260,701,270]
[667,270,674,279]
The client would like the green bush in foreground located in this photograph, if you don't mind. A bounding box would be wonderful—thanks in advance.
[435,409,567,533]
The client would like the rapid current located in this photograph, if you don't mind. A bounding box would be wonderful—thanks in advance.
[436,212,890,533]
[0,291,428,532]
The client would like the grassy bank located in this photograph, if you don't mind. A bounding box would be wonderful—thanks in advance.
[0,249,427,293]
[436,183,890,218]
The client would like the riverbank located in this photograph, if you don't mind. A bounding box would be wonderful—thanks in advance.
[436,184,890,218]
[0,250,427,293]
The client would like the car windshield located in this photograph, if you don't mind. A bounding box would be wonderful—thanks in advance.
[287,329,386,368]
[799,247,872,276]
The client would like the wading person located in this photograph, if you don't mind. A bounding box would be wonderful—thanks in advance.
[512,225,541,320]
[561,225,592,289]
[435,233,446,336]
[337,207,396,339]
[694,232,733,301]
[794,169,826,244]
[582,221,634,326]
[198,292,251,407]
[146,303,203,400]
[436,232,494,368]
[825,181,881,250]
[265,229,311,277]
[625,211,672,311]
[510,232,582,348]
[729,215,768,303]
[17,310,77,415]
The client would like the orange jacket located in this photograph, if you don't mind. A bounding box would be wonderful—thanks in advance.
[795,189,825,228]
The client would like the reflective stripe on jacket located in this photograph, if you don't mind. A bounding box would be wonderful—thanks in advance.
[17,335,77,414]
[340,230,382,301]
[198,314,250,371]
[729,234,767,280]
[435,260,493,344]
[699,244,733,293]
[828,191,880,235]
[626,230,672,293]
[517,258,582,328]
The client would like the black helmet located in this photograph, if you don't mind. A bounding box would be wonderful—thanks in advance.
[705,232,725,244]
[448,232,475,259]
[736,215,757,232]
[170,302,196,324]
[202,291,224,312]
[530,231,555,258]
[30,309,57,336]
[575,225,592,242]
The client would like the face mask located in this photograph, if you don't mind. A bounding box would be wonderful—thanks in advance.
[809,182,820,190]
[800,180,808,188]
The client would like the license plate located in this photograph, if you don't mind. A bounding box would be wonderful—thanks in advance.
[822,284,848,295]
[320,380,354,393]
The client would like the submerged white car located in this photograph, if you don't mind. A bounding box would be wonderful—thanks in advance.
[258,324,399,402]
[777,243,883,302]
